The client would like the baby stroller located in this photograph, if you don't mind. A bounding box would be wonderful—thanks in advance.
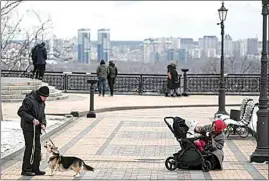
[164,116,214,172]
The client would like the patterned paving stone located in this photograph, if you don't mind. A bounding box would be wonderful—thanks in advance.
[101,144,180,157]
[114,131,173,139]
[1,107,267,180]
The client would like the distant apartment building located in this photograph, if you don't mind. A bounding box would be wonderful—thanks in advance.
[189,48,202,59]
[224,34,233,56]
[232,40,247,57]
[165,49,176,62]
[97,29,110,63]
[171,37,181,50]
[143,37,181,63]
[246,38,258,55]
[77,29,91,63]
[177,49,188,63]
[180,38,194,49]
[200,36,218,58]
[143,38,155,63]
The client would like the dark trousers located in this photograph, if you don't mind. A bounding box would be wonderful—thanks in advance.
[32,64,38,79]
[108,77,115,95]
[98,77,106,96]
[22,130,41,173]
[36,64,46,80]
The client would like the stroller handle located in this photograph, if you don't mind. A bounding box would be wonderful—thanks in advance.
[164,117,175,134]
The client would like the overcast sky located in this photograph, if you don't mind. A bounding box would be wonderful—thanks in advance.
[13,1,262,41]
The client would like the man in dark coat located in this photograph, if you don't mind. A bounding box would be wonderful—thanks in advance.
[107,61,118,96]
[30,44,39,79]
[35,42,47,80]
[17,86,50,176]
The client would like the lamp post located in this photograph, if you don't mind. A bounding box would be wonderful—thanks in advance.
[250,0,269,163]
[215,1,228,116]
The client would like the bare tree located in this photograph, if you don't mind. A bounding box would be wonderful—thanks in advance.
[0,0,23,121]
[0,1,52,121]
[200,56,261,74]
[52,37,75,62]
[200,58,219,74]
[1,9,52,70]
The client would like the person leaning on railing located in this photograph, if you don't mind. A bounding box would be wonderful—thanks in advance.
[96,59,109,97]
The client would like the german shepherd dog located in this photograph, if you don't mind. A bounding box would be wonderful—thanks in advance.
[44,141,94,177]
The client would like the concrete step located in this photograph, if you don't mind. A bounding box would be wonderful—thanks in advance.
[1,95,68,102]
[1,83,49,90]
[1,77,42,86]
[1,77,68,102]
[1,87,57,95]
[1,85,39,90]
[1,90,64,99]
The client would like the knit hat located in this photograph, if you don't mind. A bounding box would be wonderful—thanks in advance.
[37,86,50,97]
[213,120,227,133]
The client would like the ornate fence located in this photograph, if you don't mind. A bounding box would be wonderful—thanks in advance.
[1,70,266,96]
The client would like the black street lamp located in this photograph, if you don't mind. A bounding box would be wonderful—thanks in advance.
[250,0,269,163]
[215,1,228,116]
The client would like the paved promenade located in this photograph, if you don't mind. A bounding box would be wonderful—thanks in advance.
[1,107,267,180]
[2,94,256,119]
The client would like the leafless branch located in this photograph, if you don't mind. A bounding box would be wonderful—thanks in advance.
[1,8,53,70]
[1,0,23,17]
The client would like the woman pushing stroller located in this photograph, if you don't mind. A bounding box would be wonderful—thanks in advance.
[193,120,227,170]
[164,117,227,172]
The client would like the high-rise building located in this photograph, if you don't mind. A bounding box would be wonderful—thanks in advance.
[246,38,258,55]
[224,34,233,57]
[143,38,155,63]
[201,36,218,58]
[233,40,247,57]
[77,29,91,63]
[180,38,194,49]
[97,29,110,63]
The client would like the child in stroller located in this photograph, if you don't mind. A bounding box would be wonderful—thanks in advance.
[164,117,225,172]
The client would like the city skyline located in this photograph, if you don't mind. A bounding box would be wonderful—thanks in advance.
[14,1,262,41]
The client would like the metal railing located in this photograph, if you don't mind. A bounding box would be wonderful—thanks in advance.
[1,70,266,96]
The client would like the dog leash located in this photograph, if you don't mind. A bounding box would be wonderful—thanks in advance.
[30,126,49,165]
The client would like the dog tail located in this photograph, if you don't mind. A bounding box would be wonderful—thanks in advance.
[83,162,94,172]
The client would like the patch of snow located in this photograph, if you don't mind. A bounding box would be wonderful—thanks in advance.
[1,116,66,158]
[251,161,268,164]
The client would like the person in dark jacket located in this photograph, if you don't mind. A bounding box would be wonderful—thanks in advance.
[165,64,173,97]
[107,61,118,96]
[17,86,50,176]
[35,42,47,80]
[31,44,39,79]
[96,60,109,96]
[167,62,181,97]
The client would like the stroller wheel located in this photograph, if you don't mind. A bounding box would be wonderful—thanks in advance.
[201,160,211,172]
[165,157,177,171]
